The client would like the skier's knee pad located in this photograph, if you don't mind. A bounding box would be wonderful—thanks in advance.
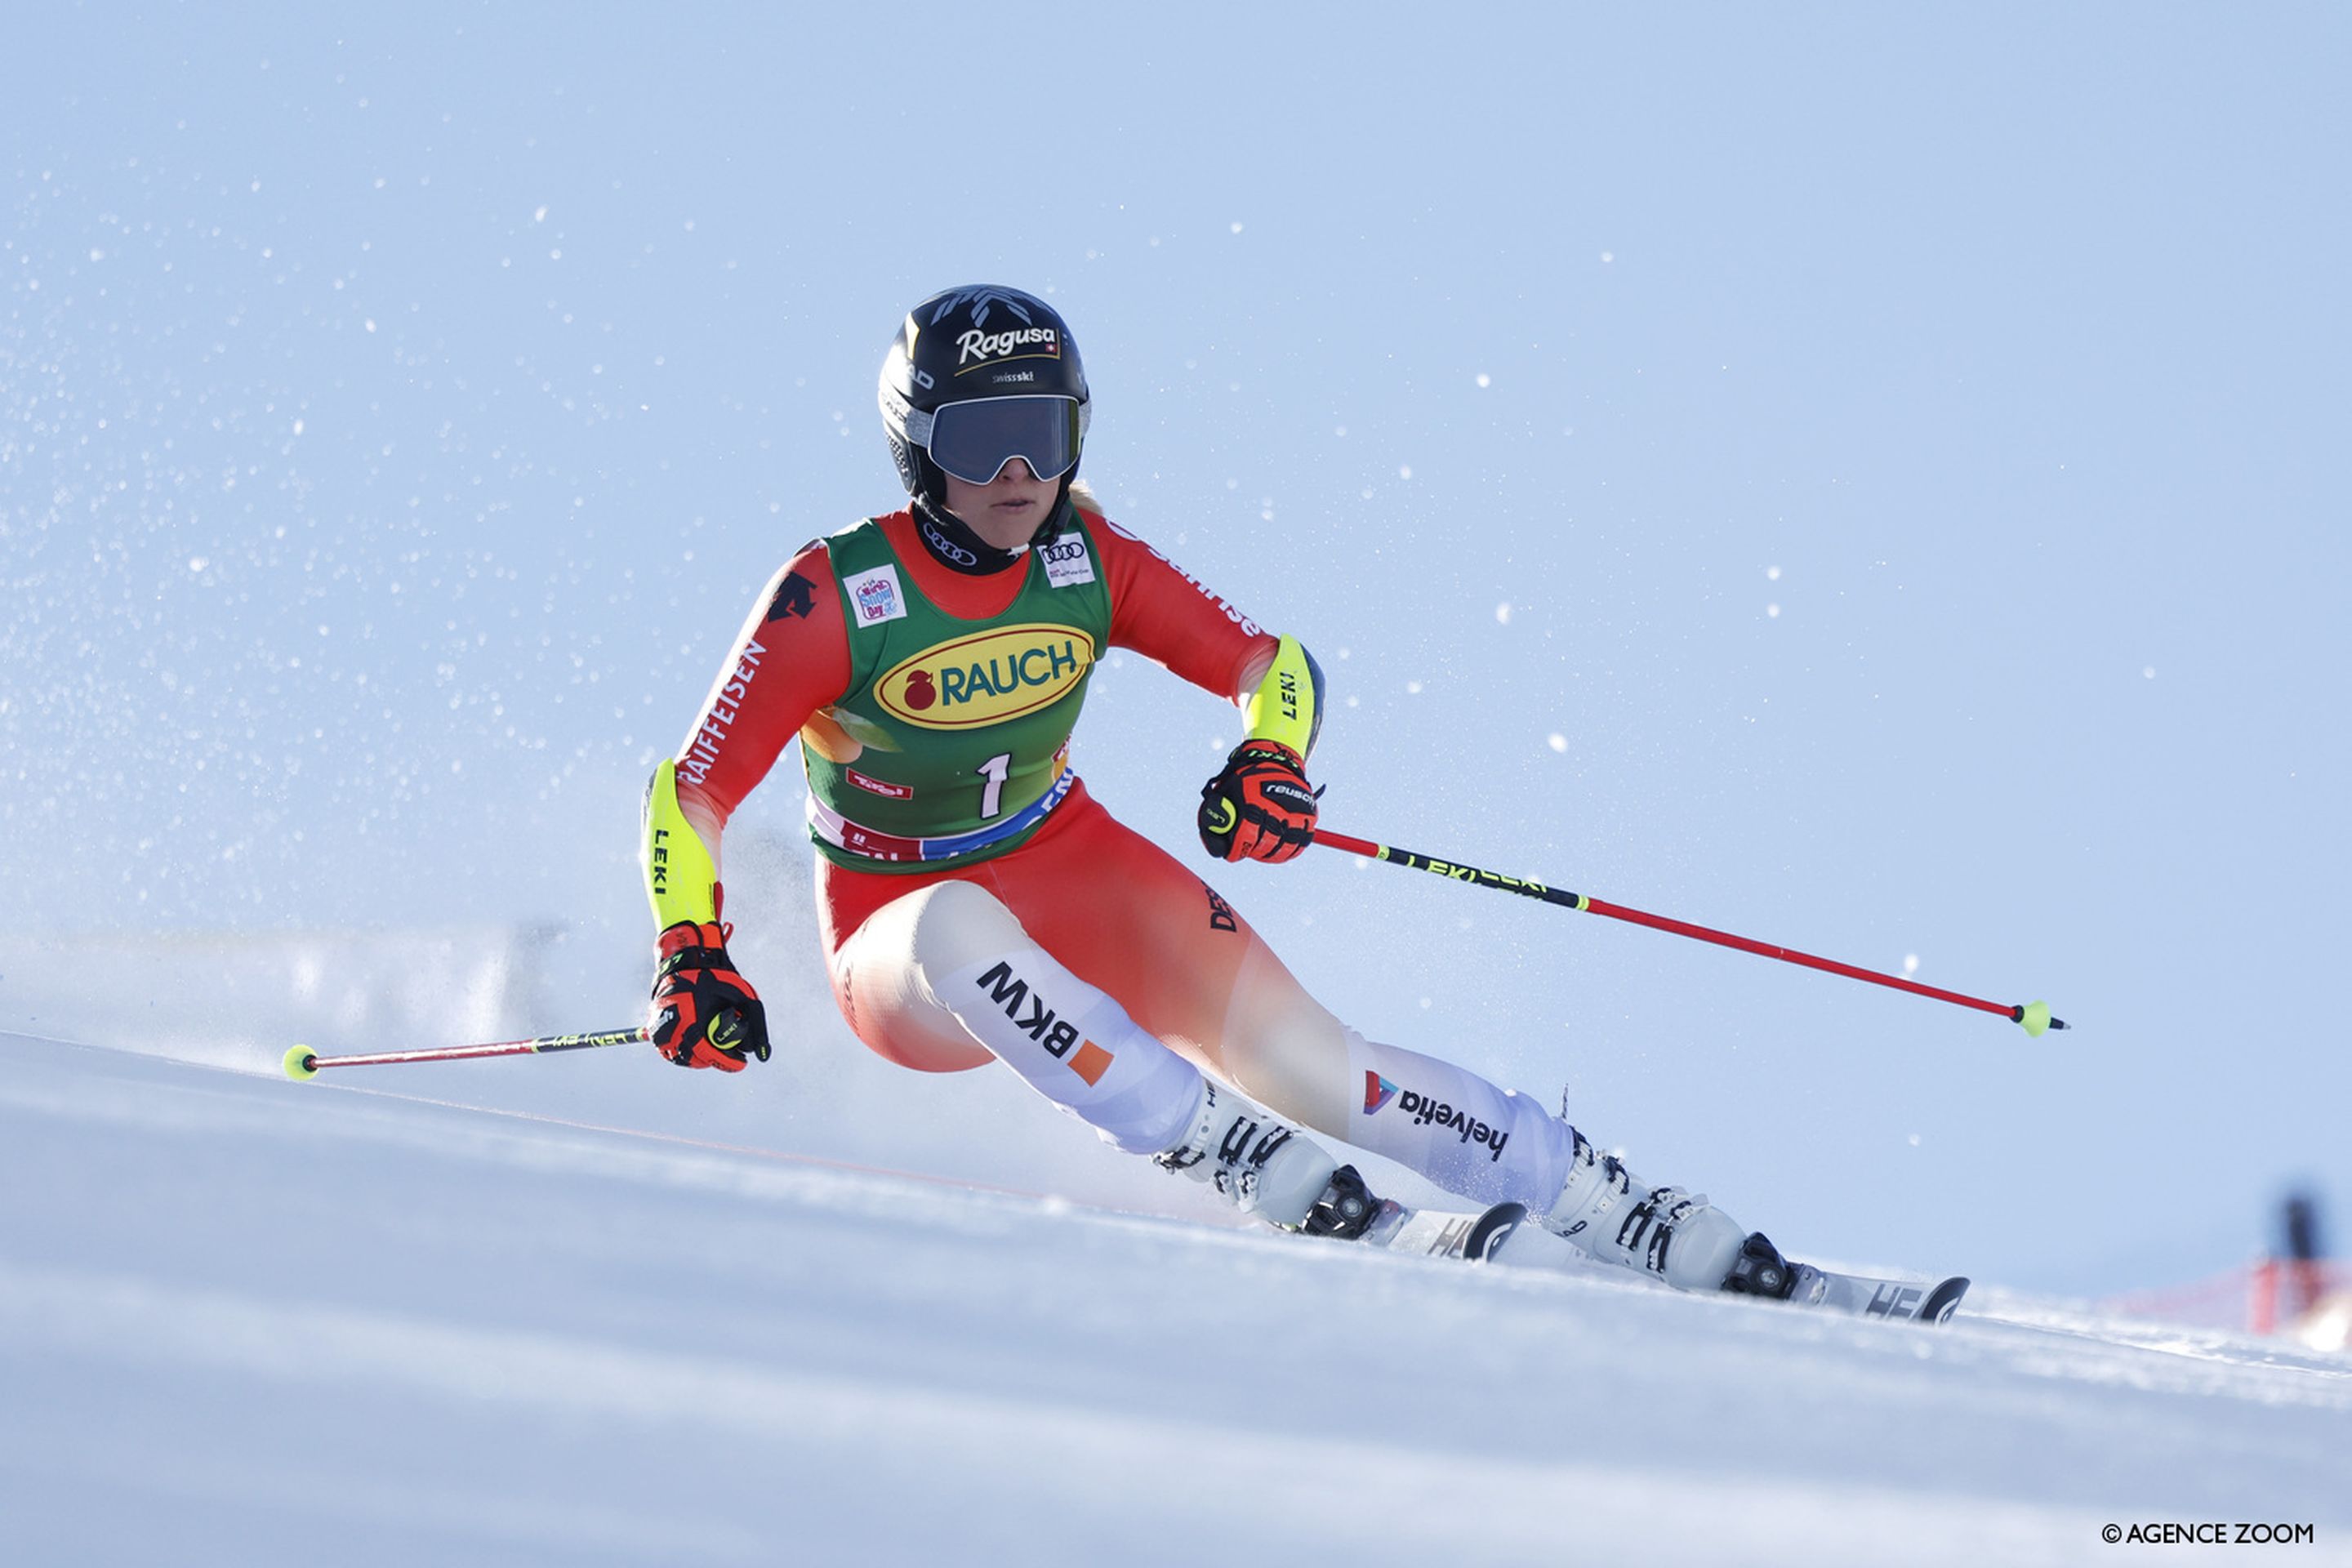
[1202,943,1355,1133]
[832,885,1004,1071]
[878,881,1205,1155]
[893,880,1036,995]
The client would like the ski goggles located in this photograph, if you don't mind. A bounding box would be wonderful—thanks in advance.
[911,395,1087,485]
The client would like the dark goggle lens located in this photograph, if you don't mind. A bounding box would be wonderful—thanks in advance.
[924,396,1082,484]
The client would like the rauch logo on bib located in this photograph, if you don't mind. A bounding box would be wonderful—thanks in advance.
[875,624,1095,729]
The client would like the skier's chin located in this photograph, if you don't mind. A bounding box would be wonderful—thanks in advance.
[961,502,1045,550]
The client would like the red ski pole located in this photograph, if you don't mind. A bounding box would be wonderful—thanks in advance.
[1311,828,2066,1037]
[283,1024,653,1080]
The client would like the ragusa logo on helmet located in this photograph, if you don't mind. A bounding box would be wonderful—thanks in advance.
[875,624,1095,729]
[957,326,1059,367]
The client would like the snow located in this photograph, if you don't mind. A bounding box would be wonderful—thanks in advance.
[7,1032,2347,1566]
[9,7,2352,1558]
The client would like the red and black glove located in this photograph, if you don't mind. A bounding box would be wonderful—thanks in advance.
[1197,741,1322,864]
[647,920,771,1071]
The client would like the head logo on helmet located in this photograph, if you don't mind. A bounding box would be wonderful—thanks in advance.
[880,284,1089,520]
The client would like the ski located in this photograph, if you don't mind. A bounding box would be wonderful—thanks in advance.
[1726,1229,1969,1325]
[1786,1265,1971,1325]
[1348,1194,1970,1321]
[1359,1198,1528,1261]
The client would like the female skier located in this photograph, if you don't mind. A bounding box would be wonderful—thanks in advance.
[639,284,1793,1298]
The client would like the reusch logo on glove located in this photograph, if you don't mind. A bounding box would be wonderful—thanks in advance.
[875,624,1095,730]
[1260,779,1317,811]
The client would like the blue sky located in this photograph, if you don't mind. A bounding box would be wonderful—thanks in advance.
[7,3,2349,1292]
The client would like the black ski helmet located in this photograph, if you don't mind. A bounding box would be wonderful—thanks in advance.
[879,285,1090,512]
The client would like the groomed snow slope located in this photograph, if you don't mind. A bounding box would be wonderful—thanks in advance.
[4,1035,2347,1567]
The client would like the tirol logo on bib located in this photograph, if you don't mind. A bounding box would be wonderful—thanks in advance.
[875,624,1094,730]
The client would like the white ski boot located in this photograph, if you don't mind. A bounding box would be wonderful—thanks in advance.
[1155,1080,1343,1231]
[1539,1127,1748,1293]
